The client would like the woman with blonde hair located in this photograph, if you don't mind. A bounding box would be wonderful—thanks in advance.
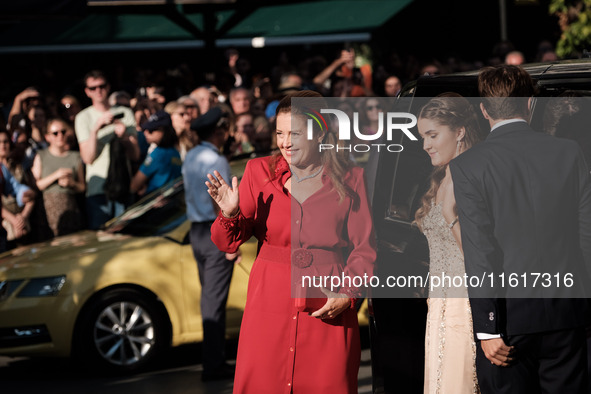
[164,101,198,160]
[415,94,483,393]
[32,118,85,236]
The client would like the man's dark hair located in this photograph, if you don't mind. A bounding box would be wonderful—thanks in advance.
[84,70,109,85]
[478,65,536,120]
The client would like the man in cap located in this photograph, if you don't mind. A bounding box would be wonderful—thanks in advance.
[182,107,236,381]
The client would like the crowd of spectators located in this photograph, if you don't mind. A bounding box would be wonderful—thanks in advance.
[0,39,563,249]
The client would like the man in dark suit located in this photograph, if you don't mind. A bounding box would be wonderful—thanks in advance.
[450,65,591,393]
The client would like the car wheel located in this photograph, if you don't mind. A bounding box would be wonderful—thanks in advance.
[76,288,169,373]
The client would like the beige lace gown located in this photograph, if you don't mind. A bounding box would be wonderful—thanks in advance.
[422,202,479,394]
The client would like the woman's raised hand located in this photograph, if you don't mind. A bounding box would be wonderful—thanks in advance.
[206,170,240,217]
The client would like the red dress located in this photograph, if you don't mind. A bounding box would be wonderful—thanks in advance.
[211,155,376,394]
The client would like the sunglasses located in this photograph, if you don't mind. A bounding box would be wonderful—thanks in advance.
[366,105,381,110]
[86,83,108,91]
[50,129,67,136]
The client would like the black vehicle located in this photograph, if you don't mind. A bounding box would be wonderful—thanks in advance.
[367,59,591,394]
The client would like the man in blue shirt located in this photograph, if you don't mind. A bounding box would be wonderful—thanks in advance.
[182,107,235,381]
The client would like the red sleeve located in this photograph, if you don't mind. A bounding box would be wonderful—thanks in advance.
[339,167,377,298]
[211,159,258,253]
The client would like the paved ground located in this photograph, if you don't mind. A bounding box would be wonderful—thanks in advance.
[0,328,373,394]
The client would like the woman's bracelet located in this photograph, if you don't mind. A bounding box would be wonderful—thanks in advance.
[221,208,240,219]
[449,216,458,229]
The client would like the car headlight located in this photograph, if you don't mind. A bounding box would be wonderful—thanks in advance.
[0,280,24,301]
[17,276,66,297]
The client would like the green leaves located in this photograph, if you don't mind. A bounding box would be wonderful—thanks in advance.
[550,0,591,57]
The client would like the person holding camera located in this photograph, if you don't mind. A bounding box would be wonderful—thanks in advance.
[313,48,372,97]
[75,70,139,229]
[7,86,42,129]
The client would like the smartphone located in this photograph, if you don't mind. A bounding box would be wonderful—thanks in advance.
[112,112,124,120]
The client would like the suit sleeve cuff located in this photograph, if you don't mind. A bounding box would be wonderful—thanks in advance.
[477,333,502,340]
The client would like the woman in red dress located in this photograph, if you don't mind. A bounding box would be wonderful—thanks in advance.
[208,91,376,393]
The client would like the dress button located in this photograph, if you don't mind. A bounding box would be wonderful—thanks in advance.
[292,315,297,319]
[295,220,300,224]
[289,346,294,352]
[288,382,292,387]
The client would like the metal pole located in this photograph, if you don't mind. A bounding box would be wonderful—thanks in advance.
[499,0,508,41]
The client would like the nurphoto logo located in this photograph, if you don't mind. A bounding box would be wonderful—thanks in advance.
[304,107,418,153]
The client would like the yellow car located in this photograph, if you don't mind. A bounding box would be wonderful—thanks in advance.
[0,175,369,373]
[0,178,253,372]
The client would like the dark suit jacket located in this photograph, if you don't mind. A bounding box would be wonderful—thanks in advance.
[450,120,591,336]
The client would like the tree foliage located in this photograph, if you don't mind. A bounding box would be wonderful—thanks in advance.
[550,0,591,57]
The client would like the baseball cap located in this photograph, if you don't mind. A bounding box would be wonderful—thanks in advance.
[141,110,172,131]
[190,106,228,139]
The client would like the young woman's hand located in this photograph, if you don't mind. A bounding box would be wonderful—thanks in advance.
[206,170,239,217]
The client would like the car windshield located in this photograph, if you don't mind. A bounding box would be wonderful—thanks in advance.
[103,177,187,237]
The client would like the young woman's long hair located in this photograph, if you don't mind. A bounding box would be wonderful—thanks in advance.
[414,94,482,229]
[271,90,353,202]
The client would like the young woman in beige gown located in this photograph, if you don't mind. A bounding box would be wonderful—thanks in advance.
[415,95,483,393]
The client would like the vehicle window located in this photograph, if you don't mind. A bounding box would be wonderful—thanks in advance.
[386,134,432,222]
[403,78,480,98]
[104,178,187,236]
[380,97,433,223]
[530,87,591,130]
[382,96,486,223]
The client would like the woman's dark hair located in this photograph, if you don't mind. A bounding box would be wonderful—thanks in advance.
[543,91,591,166]
[9,113,32,139]
[543,91,583,136]
[0,129,13,151]
[356,97,385,132]
[0,128,24,172]
[156,125,178,148]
